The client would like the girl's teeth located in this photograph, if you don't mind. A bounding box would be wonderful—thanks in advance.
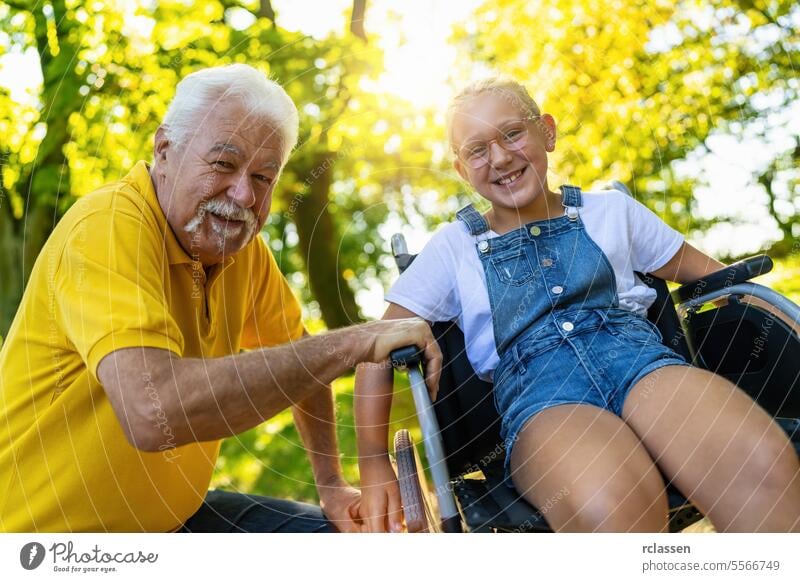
[499,170,521,185]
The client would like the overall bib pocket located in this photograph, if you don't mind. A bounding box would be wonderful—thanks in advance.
[491,250,535,286]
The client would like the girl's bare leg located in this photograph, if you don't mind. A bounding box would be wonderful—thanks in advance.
[622,365,800,532]
[510,403,668,532]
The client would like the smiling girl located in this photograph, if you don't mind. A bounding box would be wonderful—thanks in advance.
[354,77,800,533]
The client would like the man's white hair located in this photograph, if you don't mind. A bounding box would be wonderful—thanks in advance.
[162,64,299,164]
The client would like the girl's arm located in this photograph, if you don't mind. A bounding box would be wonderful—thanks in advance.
[355,302,429,532]
[649,241,726,284]
[654,241,800,333]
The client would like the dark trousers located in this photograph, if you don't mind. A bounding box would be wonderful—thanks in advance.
[179,490,336,533]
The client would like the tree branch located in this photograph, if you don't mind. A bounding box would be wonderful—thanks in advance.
[1,0,32,13]
[757,162,791,236]
[258,0,275,22]
[350,0,367,41]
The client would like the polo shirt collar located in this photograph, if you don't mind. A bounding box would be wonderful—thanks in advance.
[126,161,235,272]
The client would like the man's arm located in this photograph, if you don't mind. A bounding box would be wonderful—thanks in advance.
[290,331,348,494]
[292,391,343,480]
[97,318,441,452]
[289,354,364,532]
[291,353,343,490]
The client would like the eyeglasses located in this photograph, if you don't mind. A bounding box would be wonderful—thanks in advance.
[456,115,543,169]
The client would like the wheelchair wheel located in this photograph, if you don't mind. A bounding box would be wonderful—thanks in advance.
[393,429,437,532]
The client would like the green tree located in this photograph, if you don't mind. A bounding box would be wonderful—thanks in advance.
[0,0,409,335]
[456,0,798,258]
[1,0,96,335]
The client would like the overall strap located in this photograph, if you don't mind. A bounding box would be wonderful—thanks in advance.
[456,204,491,236]
[559,184,583,220]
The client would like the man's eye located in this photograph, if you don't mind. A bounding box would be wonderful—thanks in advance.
[253,174,272,184]
[214,160,233,169]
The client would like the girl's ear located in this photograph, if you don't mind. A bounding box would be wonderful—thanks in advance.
[540,114,557,152]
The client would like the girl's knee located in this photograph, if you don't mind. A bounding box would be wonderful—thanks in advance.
[557,476,668,532]
[739,427,800,492]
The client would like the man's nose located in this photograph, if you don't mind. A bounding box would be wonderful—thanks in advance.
[227,174,256,209]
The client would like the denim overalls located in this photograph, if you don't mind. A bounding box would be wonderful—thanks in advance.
[456,185,687,476]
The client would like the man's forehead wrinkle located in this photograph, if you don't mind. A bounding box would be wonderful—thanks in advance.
[208,141,281,172]
[235,126,285,151]
[209,114,283,142]
[210,127,283,151]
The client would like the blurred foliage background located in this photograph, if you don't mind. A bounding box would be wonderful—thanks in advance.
[0,0,797,502]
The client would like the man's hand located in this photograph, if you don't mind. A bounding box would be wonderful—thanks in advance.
[354,318,442,399]
[318,477,364,533]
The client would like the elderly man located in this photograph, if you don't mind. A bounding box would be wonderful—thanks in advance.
[0,64,440,532]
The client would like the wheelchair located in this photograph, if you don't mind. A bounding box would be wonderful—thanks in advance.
[384,185,800,533]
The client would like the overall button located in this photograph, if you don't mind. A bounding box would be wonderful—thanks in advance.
[551,285,564,294]
[529,225,541,236]
[562,321,574,332]
[541,258,553,267]
[478,240,489,253]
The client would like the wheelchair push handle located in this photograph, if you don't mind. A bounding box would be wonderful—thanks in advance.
[671,254,774,304]
[389,345,424,369]
[391,234,416,274]
[391,233,409,257]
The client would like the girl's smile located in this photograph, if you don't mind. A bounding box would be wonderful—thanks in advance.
[492,166,527,186]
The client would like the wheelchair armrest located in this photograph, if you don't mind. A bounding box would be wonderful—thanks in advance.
[670,255,773,305]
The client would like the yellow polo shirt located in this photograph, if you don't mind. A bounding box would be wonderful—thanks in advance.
[0,161,304,532]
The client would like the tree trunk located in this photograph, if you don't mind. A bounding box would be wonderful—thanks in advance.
[350,0,367,41]
[0,0,82,338]
[291,150,363,329]
[0,179,22,339]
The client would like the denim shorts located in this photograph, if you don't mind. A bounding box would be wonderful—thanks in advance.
[493,309,689,479]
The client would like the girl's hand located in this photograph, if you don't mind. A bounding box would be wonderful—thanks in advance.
[359,457,404,533]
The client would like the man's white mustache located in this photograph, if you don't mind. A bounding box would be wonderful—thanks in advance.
[184,199,258,235]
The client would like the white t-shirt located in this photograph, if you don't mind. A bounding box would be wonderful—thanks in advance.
[386,189,684,381]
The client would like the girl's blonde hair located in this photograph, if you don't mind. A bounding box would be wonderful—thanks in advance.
[446,76,542,150]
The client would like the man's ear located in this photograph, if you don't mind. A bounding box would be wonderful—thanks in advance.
[540,114,557,152]
[154,126,170,166]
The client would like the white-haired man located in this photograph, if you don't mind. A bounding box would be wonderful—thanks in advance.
[0,64,441,532]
